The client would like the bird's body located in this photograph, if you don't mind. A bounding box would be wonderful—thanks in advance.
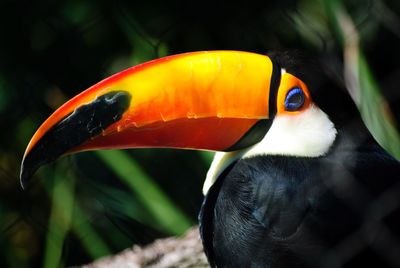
[19,50,400,267]
[201,124,400,267]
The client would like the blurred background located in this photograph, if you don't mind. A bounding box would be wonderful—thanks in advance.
[0,0,399,267]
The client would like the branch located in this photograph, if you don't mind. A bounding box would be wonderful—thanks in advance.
[80,226,209,268]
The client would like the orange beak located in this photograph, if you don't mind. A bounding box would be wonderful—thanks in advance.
[20,51,281,187]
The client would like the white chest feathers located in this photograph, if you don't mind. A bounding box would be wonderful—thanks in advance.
[203,105,337,195]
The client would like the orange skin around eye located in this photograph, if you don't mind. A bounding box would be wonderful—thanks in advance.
[276,72,312,116]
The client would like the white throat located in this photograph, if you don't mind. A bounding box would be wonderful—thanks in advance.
[202,105,337,195]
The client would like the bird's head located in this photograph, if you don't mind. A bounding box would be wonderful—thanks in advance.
[20,51,338,192]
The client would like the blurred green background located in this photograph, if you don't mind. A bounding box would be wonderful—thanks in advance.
[0,0,399,267]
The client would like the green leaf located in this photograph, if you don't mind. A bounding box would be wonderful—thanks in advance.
[326,0,400,159]
[43,169,76,268]
[43,164,111,268]
[95,150,193,235]
[358,55,400,158]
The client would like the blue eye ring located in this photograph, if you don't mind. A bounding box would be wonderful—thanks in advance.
[284,87,305,111]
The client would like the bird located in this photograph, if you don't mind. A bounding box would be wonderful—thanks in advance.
[20,50,400,267]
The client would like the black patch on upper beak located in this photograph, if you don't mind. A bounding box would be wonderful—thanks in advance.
[20,91,131,188]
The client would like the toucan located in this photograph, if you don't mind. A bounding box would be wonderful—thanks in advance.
[20,51,400,267]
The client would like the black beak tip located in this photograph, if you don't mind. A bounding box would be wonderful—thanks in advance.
[20,146,61,189]
[18,91,133,189]
[19,156,36,190]
[19,171,28,190]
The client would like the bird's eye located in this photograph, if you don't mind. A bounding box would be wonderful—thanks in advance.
[284,87,305,111]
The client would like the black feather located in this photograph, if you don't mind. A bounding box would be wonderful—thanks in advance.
[205,139,400,267]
